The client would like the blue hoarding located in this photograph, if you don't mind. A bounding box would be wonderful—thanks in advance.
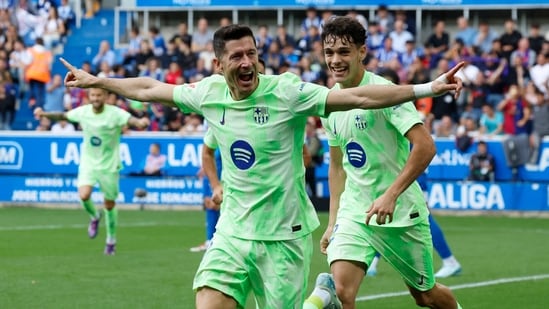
[135,0,549,7]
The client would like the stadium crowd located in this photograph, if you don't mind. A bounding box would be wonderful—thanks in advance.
[0,2,548,152]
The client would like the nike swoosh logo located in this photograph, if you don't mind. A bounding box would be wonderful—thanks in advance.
[220,108,225,125]
[333,121,337,135]
[417,275,424,285]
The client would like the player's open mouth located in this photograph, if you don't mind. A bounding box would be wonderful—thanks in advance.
[239,72,254,82]
[331,67,347,75]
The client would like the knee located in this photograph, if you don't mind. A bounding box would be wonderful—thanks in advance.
[335,283,355,305]
[79,193,91,201]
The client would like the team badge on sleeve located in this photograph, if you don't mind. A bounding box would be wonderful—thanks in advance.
[253,107,269,124]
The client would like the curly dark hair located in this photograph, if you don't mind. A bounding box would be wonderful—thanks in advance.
[320,16,367,48]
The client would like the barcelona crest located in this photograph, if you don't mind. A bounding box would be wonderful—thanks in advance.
[354,114,367,130]
[253,107,269,124]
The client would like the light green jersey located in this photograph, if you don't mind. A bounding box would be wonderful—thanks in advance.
[321,71,427,227]
[67,104,131,173]
[173,73,329,240]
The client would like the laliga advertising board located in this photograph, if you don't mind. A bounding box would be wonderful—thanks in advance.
[0,133,548,210]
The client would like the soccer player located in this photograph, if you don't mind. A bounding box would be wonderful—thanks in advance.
[59,24,462,308]
[304,16,462,309]
[191,129,222,252]
[33,88,150,255]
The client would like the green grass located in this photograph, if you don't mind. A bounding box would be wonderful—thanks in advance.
[1,207,549,308]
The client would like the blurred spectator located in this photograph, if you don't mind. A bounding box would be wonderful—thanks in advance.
[51,119,75,133]
[297,25,320,55]
[24,37,52,110]
[131,143,167,176]
[44,74,65,112]
[41,5,65,51]
[185,58,210,83]
[218,17,231,28]
[435,115,456,138]
[178,40,198,72]
[298,56,319,83]
[400,39,422,70]
[96,60,114,78]
[198,41,215,73]
[264,41,285,74]
[139,57,164,81]
[468,140,495,182]
[474,21,498,55]
[388,19,414,54]
[305,116,322,197]
[180,113,205,135]
[300,6,321,37]
[148,26,166,57]
[134,39,155,74]
[160,39,183,70]
[84,0,100,19]
[317,9,334,34]
[255,24,272,57]
[527,24,544,55]
[498,84,531,136]
[91,40,116,73]
[455,123,474,152]
[192,17,213,53]
[122,26,142,74]
[529,86,549,164]
[376,37,399,67]
[530,52,548,95]
[15,0,44,46]
[479,103,504,137]
[482,52,507,107]
[425,20,449,69]
[58,0,75,32]
[346,9,367,30]
[275,24,295,52]
[0,9,14,33]
[170,22,192,47]
[9,38,29,95]
[499,19,523,62]
[366,21,385,53]
[36,116,51,131]
[454,16,477,51]
[510,38,536,72]
[0,74,16,130]
[373,4,394,36]
[164,61,183,85]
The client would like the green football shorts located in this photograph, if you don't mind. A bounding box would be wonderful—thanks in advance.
[77,169,120,201]
[327,217,435,291]
[193,231,313,308]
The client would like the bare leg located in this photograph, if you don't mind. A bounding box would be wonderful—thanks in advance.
[331,260,366,309]
[407,282,458,309]
[196,286,238,309]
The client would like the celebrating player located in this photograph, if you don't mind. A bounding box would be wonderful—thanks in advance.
[34,88,149,255]
[59,23,462,308]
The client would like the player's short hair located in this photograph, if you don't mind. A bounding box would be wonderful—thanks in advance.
[321,16,366,49]
[213,24,256,58]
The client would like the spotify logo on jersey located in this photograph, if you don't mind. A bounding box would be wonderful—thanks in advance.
[230,140,256,170]
[346,142,366,168]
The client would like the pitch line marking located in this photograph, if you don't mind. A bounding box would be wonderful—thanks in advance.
[356,274,549,302]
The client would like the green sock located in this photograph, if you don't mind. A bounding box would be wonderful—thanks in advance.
[81,199,98,218]
[303,296,323,309]
[104,208,118,244]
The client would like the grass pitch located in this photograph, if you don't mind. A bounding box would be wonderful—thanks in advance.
[1,207,549,308]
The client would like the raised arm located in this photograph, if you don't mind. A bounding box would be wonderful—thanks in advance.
[325,62,464,114]
[60,58,177,107]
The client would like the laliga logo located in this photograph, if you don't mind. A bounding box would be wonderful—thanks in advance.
[0,141,23,169]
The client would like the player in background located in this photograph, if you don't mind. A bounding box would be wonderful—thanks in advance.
[59,23,463,308]
[191,129,223,252]
[304,16,462,309]
[34,88,149,255]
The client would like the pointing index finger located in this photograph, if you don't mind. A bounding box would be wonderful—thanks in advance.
[446,61,465,79]
[59,57,77,72]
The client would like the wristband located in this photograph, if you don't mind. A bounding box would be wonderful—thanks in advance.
[413,82,433,99]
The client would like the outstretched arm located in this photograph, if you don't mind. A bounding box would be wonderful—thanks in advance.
[34,107,67,121]
[326,62,464,114]
[60,58,177,107]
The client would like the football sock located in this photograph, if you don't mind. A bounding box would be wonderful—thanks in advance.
[369,254,380,271]
[104,208,118,244]
[81,199,98,218]
[303,288,331,309]
[429,214,453,259]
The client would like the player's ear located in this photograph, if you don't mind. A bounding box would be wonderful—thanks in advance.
[213,58,223,74]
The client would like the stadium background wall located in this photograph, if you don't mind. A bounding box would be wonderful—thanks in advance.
[0,132,548,211]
